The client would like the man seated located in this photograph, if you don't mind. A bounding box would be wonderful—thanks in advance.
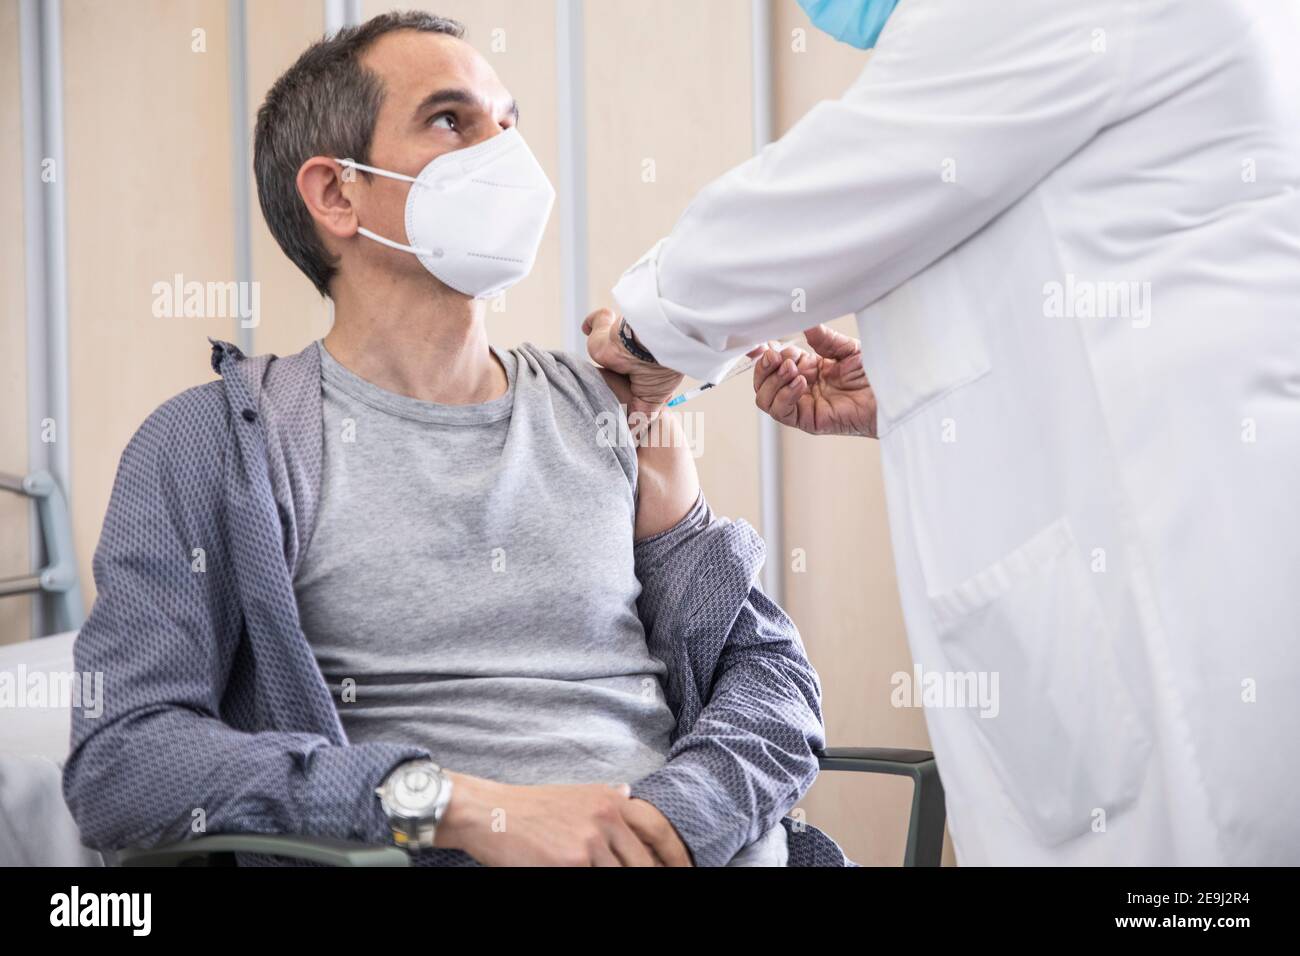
[62,11,845,867]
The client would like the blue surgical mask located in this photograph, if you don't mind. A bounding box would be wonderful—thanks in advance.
[797,0,900,49]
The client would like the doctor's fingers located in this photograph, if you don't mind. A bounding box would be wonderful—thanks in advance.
[582,309,614,367]
[754,342,812,386]
[778,344,814,372]
[755,355,802,410]
[831,349,870,385]
[767,374,811,427]
[582,306,618,337]
[751,345,785,392]
[756,364,809,426]
[804,323,861,362]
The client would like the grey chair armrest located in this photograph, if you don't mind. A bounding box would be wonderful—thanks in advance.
[114,750,944,868]
[116,834,411,867]
[816,747,946,867]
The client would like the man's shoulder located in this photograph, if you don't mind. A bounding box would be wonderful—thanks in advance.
[511,342,660,428]
[122,379,231,475]
[511,342,612,405]
[509,343,701,539]
[510,342,635,438]
[142,379,230,436]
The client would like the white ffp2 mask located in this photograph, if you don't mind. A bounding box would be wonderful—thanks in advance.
[337,128,555,299]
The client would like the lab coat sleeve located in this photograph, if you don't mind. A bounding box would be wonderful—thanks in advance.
[631,493,825,866]
[613,0,1132,382]
[61,390,431,852]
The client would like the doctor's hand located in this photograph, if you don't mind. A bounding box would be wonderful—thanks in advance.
[582,307,684,422]
[752,324,877,438]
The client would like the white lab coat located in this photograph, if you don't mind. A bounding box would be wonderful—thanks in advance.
[613,0,1300,864]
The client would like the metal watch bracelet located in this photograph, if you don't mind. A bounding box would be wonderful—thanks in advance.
[375,758,454,852]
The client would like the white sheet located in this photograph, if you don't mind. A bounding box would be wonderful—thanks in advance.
[0,631,104,865]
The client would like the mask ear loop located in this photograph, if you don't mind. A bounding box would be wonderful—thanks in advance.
[335,158,434,258]
[335,157,420,183]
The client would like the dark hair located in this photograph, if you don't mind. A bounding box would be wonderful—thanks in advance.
[253,11,465,297]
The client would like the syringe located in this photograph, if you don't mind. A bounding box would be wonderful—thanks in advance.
[665,338,802,408]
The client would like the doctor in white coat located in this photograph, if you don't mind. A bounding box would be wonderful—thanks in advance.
[585,0,1300,865]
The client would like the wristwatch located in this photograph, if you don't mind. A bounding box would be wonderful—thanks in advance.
[617,317,658,363]
[375,758,454,851]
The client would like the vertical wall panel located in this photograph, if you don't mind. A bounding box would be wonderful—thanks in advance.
[244,0,329,359]
[772,2,953,864]
[64,0,238,604]
[584,0,761,528]
[1,1,32,644]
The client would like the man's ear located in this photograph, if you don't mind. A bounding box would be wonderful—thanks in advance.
[296,156,357,241]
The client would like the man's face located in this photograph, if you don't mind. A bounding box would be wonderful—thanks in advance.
[349,30,519,285]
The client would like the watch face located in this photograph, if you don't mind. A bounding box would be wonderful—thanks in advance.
[391,765,443,815]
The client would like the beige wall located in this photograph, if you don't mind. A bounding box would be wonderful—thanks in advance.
[63,0,239,613]
[585,0,762,529]
[1,0,31,644]
[3,0,948,863]
[245,0,331,358]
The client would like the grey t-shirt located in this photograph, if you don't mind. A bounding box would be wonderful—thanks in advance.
[294,339,786,866]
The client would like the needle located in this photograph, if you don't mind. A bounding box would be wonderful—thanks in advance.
[665,337,802,408]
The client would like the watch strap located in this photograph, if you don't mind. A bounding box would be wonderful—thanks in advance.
[617,318,658,363]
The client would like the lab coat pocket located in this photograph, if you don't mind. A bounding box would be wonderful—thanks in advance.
[857,261,992,436]
[928,517,1151,846]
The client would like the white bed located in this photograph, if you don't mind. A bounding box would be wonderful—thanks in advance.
[0,631,105,866]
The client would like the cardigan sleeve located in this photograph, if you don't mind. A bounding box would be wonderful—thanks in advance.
[629,493,825,866]
[62,384,431,852]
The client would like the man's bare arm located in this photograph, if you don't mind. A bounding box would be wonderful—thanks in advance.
[597,367,700,541]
